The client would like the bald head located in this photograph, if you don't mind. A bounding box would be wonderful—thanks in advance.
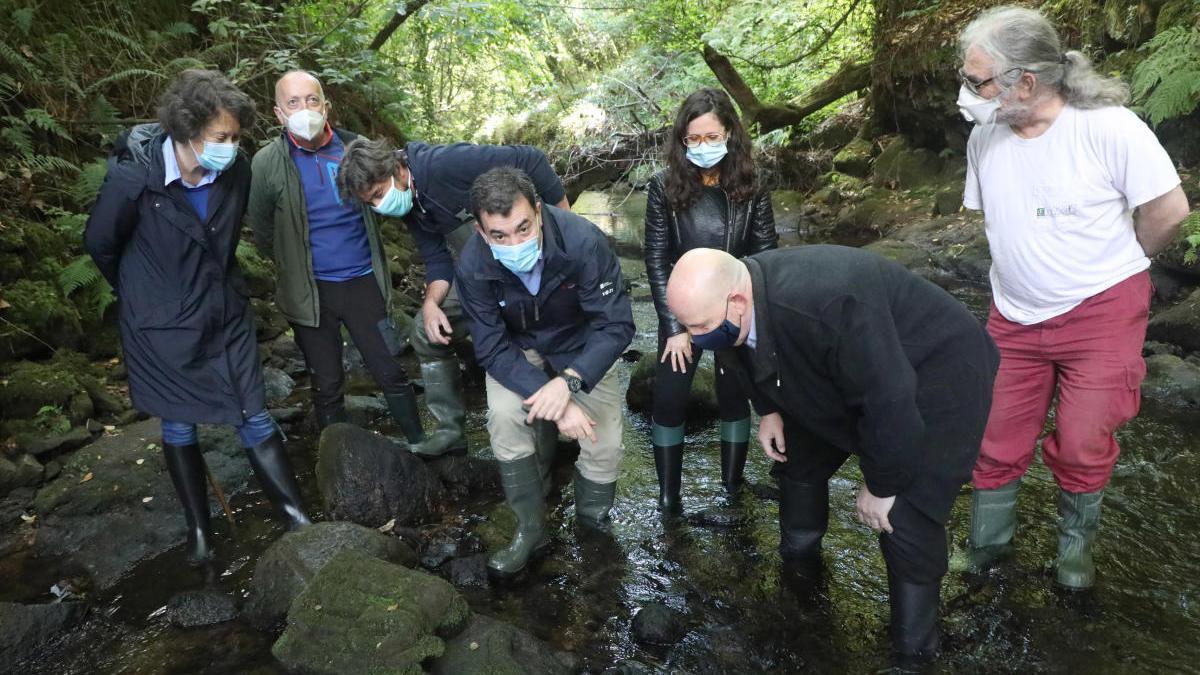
[667,248,754,345]
[273,71,329,129]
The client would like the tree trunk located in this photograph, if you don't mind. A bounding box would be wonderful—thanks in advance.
[368,0,432,51]
[702,42,869,133]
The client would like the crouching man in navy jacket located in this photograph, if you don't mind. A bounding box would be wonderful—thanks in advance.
[456,167,634,578]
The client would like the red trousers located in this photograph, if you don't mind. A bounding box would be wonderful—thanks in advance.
[973,272,1151,493]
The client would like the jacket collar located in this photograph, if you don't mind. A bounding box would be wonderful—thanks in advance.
[472,205,571,285]
[740,256,779,383]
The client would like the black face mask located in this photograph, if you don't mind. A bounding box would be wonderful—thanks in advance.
[691,297,740,350]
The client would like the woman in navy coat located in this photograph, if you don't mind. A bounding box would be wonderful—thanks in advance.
[85,70,310,563]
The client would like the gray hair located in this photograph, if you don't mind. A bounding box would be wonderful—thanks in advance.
[338,137,406,204]
[959,6,1129,109]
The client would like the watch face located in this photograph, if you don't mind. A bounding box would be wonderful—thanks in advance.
[566,375,582,392]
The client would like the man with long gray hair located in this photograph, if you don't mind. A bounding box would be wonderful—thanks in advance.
[956,6,1191,589]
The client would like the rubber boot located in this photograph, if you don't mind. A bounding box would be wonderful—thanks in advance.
[385,386,426,445]
[245,433,312,531]
[574,470,616,530]
[719,417,750,492]
[409,359,468,457]
[777,475,830,562]
[964,479,1019,572]
[888,568,941,669]
[313,396,348,431]
[488,455,550,577]
[651,422,684,515]
[162,442,214,564]
[1055,489,1103,590]
[534,419,559,498]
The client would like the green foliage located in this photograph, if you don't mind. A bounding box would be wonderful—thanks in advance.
[1132,25,1200,126]
[34,405,71,435]
[58,254,115,320]
[1179,210,1200,265]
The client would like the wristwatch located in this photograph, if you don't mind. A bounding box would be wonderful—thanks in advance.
[561,372,584,393]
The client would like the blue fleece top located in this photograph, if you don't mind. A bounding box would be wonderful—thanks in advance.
[288,131,373,282]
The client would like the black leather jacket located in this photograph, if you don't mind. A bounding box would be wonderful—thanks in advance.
[644,170,778,336]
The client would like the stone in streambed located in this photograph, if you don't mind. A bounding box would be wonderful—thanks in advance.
[430,613,577,674]
[165,590,238,628]
[631,602,688,646]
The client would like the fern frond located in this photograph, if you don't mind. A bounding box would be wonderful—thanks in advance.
[11,7,34,36]
[23,108,70,139]
[0,122,33,157]
[86,68,168,93]
[0,42,38,79]
[166,56,208,73]
[1132,26,1200,125]
[95,27,151,59]
[164,21,198,38]
[69,160,109,209]
[59,254,102,295]
[24,154,80,175]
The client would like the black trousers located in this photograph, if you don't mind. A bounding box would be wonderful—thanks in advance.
[652,334,750,427]
[291,274,410,412]
[772,433,948,585]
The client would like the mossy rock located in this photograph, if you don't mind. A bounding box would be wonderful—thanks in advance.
[236,244,276,298]
[272,549,470,675]
[0,253,24,285]
[872,137,945,190]
[772,190,809,231]
[625,351,718,427]
[252,298,288,342]
[0,280,83,359]
[832,137,874,178]
[1148,287,1200,352]
[0,359,87,420]
[864,240,930,270]
[0,220,62,260]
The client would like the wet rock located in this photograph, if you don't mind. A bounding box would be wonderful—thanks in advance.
[871,137,945,190]
[165,590,238,628]
[264,335,307,377]
[1147,287,1200,352]
[262,367,295,406]
[832,137,873,178]
[244,520,418,630]
[316,423,443,528]
[446,554,490,589]
[631,602,688,645]
[864,239,930,270]
[932,188,964,217]
[236,244,276,298]
[269,406,305,424]
[420,526,484,570]
[19,426,93,458]
[1144,340,1183,358]
[686,507,746,529]
[1148,264,1186,303]
[80,378,129,417]
[626,351,718,424]
[31,419,251,590]
[770,191,810,232]
[0,454,44,495]
[272,550,469,675]
[1142,354,1200,407]
[0,600,87,672]
[345,394,388,427]
[424,454,500,499]
[430,613,577,674]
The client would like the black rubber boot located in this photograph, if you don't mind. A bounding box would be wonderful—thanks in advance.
[719,417,751,492]
[488,455,549,577]
[651,422,684,515]
[574,470,617,530]
[778,476,830,562]
[888,569,940,670]
[245,433,312,531]
[163,442,214,564]
[313,397,348,431]
[409,359,468,457]
[385,386,426,445]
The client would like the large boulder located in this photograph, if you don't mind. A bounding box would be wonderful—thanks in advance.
[0,454,45,495]
[0,601,87,672]
[1142,354,1200,407]
[262,367,295,406]
[871,137,945,190]
[1147,288,1200,352]
[272,549,470,675]
[832,137,874,178]
[30,419,251,589]
[316,423,443,528]
[430,613,578,675]
[0,279,82,359]
[244,520,418,629]
[625,351,718,425]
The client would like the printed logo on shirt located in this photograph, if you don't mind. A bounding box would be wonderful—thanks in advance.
[325,163,343,206]
[1036,204,1076,218]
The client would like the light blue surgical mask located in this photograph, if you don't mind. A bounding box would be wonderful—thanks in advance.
[686,141,728,169]
[372,174,414,217]
[489,219,542,274]
[189,139,238,172]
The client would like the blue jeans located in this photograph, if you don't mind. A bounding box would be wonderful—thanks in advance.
[161,410,275,448]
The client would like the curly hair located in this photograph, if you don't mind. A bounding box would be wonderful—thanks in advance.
[663,88,757,211]
[156,69,255,142]
[338,137,408,204]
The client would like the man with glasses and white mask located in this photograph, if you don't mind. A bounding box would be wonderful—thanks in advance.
[248,71,427,441]
[956,7,1190,589]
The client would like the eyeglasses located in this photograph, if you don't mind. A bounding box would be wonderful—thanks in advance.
[281,94,324,111]
[683,132,727,148]
[958,67,1023,96]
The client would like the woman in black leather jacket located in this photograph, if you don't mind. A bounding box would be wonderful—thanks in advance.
[643,88,777,514]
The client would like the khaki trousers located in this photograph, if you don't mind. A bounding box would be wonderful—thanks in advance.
[485,349,625,483]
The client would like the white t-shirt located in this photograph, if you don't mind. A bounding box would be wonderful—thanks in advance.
[964,104,1180,325]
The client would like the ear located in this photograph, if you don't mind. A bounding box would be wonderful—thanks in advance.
[273,106,288,127]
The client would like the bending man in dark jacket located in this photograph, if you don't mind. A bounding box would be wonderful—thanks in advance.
[337,137,571,458]
[456,168,634,578]
[246,71,424,442]
[667,246,998,668]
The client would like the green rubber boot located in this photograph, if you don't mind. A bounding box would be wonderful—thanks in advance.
[573,470,616,530]
[534,419,559,498]
[964,480,1020,572]
[651,422,684,514]
[409,359,468,458]
[487,455,549,577]
[384,387,426,445]
[1055,489,1103,590]
[719,417,751,492]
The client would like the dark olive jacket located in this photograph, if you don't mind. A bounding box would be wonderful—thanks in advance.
[644,170,777,336]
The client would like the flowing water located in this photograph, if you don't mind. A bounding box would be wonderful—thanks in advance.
[11,192,1200,673]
